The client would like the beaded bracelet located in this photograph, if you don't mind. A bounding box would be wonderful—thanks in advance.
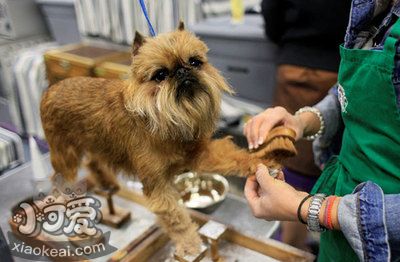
[295,106,325,141]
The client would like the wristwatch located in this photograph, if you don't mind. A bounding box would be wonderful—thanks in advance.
[307,193,326,232]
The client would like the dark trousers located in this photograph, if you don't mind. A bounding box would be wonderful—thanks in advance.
[274,64,337,180]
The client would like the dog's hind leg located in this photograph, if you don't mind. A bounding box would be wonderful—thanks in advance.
[85,155,119,191]
[141,176,202,257]
[49,144,81,183]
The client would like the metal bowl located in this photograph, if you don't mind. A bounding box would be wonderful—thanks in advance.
[174,172,229,213]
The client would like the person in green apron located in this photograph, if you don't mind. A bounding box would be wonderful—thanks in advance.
[309,17,400,258]
[243,1,400,260]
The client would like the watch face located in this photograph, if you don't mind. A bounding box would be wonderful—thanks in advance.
[307,194,326,232]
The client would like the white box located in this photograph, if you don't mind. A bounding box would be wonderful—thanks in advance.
[0,0,48,39]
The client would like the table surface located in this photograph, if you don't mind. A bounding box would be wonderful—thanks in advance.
[0,155,278,262]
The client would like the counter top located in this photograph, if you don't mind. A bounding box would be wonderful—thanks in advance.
[0,155,278,261]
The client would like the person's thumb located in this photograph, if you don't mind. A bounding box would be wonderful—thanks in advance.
[255,164,273,187]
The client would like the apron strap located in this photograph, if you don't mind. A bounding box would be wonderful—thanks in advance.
[383,16,400,55]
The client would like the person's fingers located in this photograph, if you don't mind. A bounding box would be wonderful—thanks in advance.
[255,107,289,145]
[249,116,264,149]
[244,177,264,218]
[246,107,291,149]
[255,164,273,188]
[257,186,263,196]
[258,120,274,145]
[243,120,249,137]
[244,175,260,200]
[245,119,254,149]
[244,120,254,149]
[248,200,262,218]
[244,177,264,217]
[276,171,285,181]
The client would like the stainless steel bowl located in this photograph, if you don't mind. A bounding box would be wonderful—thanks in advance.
[174,172,229,213]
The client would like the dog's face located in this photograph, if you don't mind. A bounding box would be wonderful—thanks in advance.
[126,23,232,141]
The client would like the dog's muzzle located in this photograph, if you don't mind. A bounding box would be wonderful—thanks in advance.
[175,67,199,99]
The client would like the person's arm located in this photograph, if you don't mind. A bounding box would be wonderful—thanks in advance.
[244,164,340,228]
[261,0,285,43]
[339,182,400,261]
[244,167,398,261]
[385,195,400,254]
[313,86,343,168]
[243,105,321,150]
[313,86,341,142]
[243,86,342,159]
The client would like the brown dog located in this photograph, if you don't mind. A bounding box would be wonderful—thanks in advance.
[40,23,295,256]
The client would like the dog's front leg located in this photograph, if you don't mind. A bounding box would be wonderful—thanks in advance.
[193,137,268,177]
[141,176,202,256]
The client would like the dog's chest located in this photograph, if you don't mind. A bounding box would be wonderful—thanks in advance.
[163,142,203,170]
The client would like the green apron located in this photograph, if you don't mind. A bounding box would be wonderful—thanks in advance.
[311,18,400,261]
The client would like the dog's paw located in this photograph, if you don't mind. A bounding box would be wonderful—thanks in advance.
[240,158,266,177]
[241,157,280,178]
[175,233,202,257]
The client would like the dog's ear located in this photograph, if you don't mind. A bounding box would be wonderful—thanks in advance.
[177,20,185,31]
[132,31,146,56]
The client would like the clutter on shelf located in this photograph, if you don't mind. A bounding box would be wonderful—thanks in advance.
[74,0,195,43]
[94,55,132,80]
[0,127,24,172]
[43,43,127,85]
[73,0,260,44]
[0,37,55,135]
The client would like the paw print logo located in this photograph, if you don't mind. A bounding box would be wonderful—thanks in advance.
[36,211,45,222]
[13,213,24,224]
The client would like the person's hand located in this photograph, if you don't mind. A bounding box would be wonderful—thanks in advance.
[243,106,305,150]
[244,164,308,221]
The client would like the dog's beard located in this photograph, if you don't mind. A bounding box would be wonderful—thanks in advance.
[127,80,221,141]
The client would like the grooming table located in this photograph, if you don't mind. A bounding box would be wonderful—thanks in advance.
[0,155,314,261]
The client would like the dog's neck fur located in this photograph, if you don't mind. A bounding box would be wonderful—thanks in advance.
[124,80,220,143]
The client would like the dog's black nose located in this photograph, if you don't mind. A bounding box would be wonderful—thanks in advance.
[182,79,193,88]
[176,67,189,79]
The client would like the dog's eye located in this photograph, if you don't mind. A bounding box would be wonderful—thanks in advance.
[189,57,202,68]
[152,68,169,82]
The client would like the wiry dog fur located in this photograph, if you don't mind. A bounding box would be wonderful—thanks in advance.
[41,24,290,256]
